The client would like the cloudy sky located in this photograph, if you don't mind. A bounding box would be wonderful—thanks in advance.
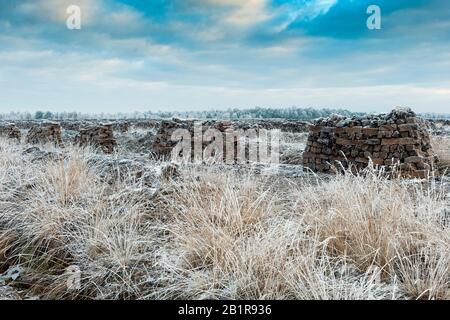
[0,0,449,113]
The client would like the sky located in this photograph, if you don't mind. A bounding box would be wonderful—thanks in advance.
[0,0,449,114]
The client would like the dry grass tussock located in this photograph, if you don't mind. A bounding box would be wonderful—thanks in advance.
[431,135,450,171]
[0,137,449,300]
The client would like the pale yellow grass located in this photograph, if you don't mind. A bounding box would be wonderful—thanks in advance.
[153,167,449,300]
[0,137,449,300]
[431,135,450,171]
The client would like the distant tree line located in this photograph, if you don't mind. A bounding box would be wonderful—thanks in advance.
[0,108,449,121]
[419,112,450,120]
[153,107,367,120]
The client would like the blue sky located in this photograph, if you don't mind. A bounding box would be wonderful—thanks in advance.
[0,0,449,113]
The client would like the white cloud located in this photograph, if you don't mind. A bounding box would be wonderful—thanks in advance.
[17,0,101,24]
[1,0,450,114]
[192,0,271,27]
[277,0,338,31]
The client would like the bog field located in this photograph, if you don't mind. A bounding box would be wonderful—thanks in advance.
[0,111,449,300]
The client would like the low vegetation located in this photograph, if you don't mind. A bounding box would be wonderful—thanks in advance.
[0,107,365,121]
[0,137,448,300]
[432,135,450,171]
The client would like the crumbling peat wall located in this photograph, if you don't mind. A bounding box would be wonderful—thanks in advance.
[0,123,21,141]
[152,119,235,159]
[152,119,282,163]
[75,123,117,154]
[303,108,439,178]
[26,122,63,147]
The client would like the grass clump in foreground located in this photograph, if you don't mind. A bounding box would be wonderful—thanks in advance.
[432,135,450,171]
[0,138,449,300]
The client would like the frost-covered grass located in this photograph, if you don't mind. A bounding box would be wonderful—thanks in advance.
[432,135,450,171]
[0,137,448,300]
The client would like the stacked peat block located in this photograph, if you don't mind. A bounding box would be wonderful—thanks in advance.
[26,121,63,146]
[239,120,311,133]
[76,123,117,154]
[0,123,21,141]
[152,119,193,158]
[303,108,438,178]
[113,121,130,133]
[59,120,84,131]
[152,119,237,160]
[153,119,282,163]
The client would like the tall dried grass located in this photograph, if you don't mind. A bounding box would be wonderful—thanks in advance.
[0,137,448,300]
[431,135,450,171]
[153,166,448,300]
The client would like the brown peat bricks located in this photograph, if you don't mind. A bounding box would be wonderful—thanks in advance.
[0,123,21,141]
[26,121,63,146]
[152,119,241,160]
[303,108,439,178]
[152,119,232,156]
[152,119,194,158]
[76,123,117,154]
[115,121,130,133]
